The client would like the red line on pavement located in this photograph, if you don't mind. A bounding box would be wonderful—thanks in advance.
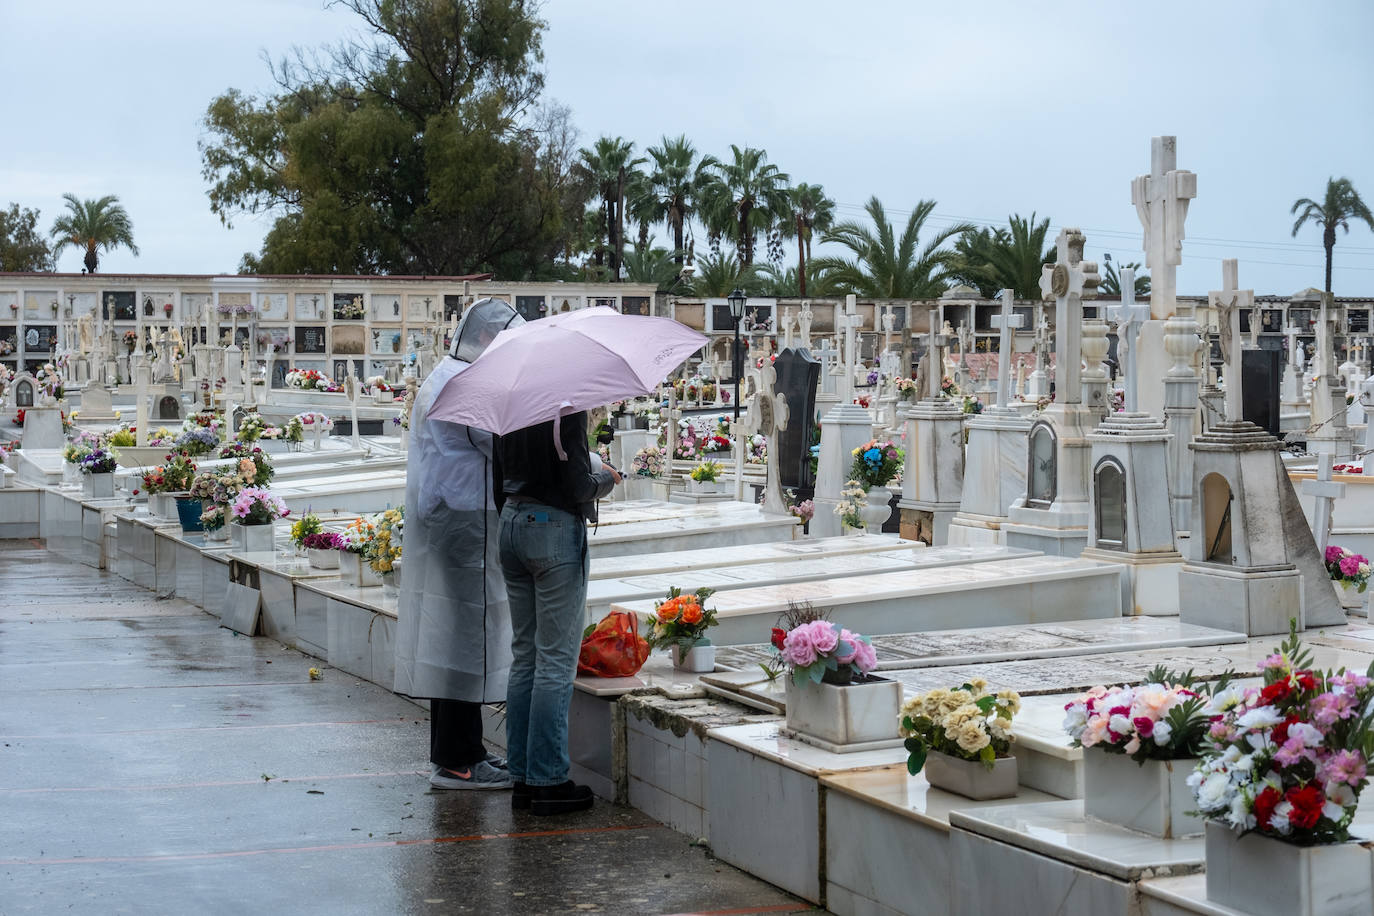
[2,769,427,794]
[657,907,803,916]
[0,718,409,740]
[0,823,657,865]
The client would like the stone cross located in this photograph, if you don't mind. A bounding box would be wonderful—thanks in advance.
[1317,291,1338,380]
[780,307,795,349]
[752,362,791,515]
[1208,259,1253,422]
[344,375,362,449]
[1039,227,1100,406]
[838,294,864,404]
[990,290,1024,410]
[1131,135,1197,320]
[1107,268,1152,412]
[797,303,813,350]
[881,305,895,353]
[922,308,951,400]
[1302,453,1346,553]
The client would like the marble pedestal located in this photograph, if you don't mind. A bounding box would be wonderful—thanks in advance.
[898,399,966,546]
[947,407,1028,548]
[20,406,65,450]
[78,383,117,421]
[1002,404,1095,559]
[812,403,878,538]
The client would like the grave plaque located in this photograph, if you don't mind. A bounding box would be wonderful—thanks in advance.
[15,379,33,407]
[332,293,365,320]
[444,295,463,321]
[295,326,327,354]
[1241,348,1281,437]
[156,395,182,420]
[24,325,57,354]
[773,347,821,491]
[332,325,366,355]
[103,291,135,320]
[621,296,651,316]
[515,296,546,322]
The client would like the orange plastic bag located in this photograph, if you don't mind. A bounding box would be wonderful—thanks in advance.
[577,610,650,678]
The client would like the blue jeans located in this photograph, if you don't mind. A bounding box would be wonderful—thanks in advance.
[499,502,589,787]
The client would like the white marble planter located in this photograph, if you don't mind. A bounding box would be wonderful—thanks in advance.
[1204,820,1373,916]
[924,750,1018,800]
[687,478,725,495]
[307,548,339,569]
[232,521,275,553]
[784,674,901,748]
[859,487,891,529]
[87,473,114,498]
[256,439,288,455]
[1082,750,1203,838]
[671,643,715,672]
[1334,580,1366,610]
[339,550,382,587]
[373,389,394,405]
[148,491,187,520]
[205,525,229,542]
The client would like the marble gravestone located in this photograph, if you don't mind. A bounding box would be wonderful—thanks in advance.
[1241,349,1281,438]
[772,347,821,495]
[810,297,875,538]
[900,309,966,545]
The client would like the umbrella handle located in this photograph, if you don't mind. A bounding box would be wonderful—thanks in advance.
[552,402,572,461]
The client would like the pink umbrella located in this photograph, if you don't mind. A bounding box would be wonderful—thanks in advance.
[427,307,706,436]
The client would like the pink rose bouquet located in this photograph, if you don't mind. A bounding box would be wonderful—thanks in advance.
[779,619,877,686]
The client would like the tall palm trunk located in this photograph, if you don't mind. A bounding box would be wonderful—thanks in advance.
[671,207,684,267]
[1325,224,1336,292]
[84,244,98,274]
[738,202,753,266]
[612,166,625,281]
[796,213,807,297]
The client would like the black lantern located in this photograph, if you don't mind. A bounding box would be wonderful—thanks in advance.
[727,287,747,420]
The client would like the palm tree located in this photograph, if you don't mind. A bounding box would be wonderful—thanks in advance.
[755,262,841,298]
[575,136,645,278]
[641,135,706,267]
[49,193,139,273]
[812,197,973,298]
[620,241,686,290]
[697,145,791,267]
[1098,259,1151,299]
[777,183,836,296]
[688,249,760,298]
[1291,177,1374,292]
[950,213,1054,299]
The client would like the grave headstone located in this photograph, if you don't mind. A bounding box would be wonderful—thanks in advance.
[1241,349,1281,438]
[773,347,821,494]
[14,377,33,407]
[155,394,182,422]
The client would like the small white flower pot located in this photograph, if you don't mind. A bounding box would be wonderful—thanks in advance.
[687,478,724,494]
[339,550,382,587]
[784,674,901,747]
[924,751,1018,800]
[204,525,230,543]
[670,643,715,672]
[1334,580,1366,610]
[149,491,186,520]
[1204,820,1373,916]
[1083,751,1203,838]
[307,548,339,569]
[88,473,114,498]
[373,389,393,405]
[859,486,892,529]
[232,521,275,553]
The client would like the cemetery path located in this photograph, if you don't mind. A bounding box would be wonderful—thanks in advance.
[0,540,814,916]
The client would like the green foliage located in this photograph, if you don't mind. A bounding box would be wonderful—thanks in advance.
[688,249,760,298]
[697,145,791,266]
[1291,177,1374,293]
[949,212,1054,299]
[1098,259,1151,298]
[620,242,686,290]
[639,134,707,265]
[0,203,56,272]
[575,135,645,276]
[201,0,576,277]
[812,197,972,298]
[49,194,138,274]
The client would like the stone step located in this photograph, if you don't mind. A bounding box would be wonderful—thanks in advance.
[589,532,917,580]
[588,508,798,559]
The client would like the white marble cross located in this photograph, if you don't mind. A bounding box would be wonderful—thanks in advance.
[797,303,813,350]
[1108,268,1152,412]
[780,307,795,349]
[838,294,864,403]
[991,290,1024,410]
[1302,452,1346,553]
[344,375,362,449]
[1208,259,1253,421]
[1131,135,1197,320]
[1317,291,1338,380]
[1039,227,1100,406]
[922,308,951,400]
[752,362,791,515]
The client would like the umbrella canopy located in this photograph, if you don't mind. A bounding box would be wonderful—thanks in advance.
[426,306,706,435]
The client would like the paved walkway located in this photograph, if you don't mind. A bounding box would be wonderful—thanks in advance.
[0,540,812,915]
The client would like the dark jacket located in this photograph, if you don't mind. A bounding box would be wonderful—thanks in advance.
[498,411,616,523]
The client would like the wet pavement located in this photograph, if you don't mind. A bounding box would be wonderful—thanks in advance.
[0,540,814,915]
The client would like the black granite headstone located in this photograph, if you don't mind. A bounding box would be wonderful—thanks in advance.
[773,347,821,492]
[1241,348,1281,438]
[295,326,327,354]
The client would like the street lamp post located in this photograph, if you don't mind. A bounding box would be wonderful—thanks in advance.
[728,287,747,422]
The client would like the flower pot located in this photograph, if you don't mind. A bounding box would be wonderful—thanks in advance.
[784,674,902,747]
[670,642,715,673]
[1204,820,1373,916]
[174,496,203,533]
[1334,580,1366,610]
[373,389,393,405]
[381,571,398,596]
[1083,751,1203,838]
[858,486,892,530]
[149,491,185,520]
[339,551,382,587]
[687,478,723,494]
[232,521,275,553]
[307,547,339,569]
[924,750,1018,800]
[88,472,114,498]
[340,550,360,580]
[204,525,229,543]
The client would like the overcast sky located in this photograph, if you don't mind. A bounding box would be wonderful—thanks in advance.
[3,0,1372,297]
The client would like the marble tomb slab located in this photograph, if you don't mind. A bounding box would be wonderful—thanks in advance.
[589,532,919,580]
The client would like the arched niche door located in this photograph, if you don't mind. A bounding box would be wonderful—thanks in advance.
[1026,423,1056,508]
[1094,458,1127,548]
[1201,472,1234,564]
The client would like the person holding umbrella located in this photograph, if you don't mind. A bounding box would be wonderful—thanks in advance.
[393,298,523,791]
[426,305,708,814]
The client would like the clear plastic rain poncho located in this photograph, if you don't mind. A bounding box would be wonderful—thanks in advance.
[393,299,524,701]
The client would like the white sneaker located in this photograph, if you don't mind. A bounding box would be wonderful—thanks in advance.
[429,761,514,790]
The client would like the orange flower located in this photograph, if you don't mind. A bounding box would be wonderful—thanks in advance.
[679,600,703,626]
[656,598,681,622]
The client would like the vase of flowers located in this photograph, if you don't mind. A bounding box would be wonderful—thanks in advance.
[229,487,288,553]
[1323,545,1369,610]
[849,439,902,528]
[174,496,204,533]
[1063,666,1233,838]
[339,516,383,586]
[79,448,118,498]
[687,460,724,494]
[367,507,404,579]
[776,613,892,747]
[900,679,1021,799]
[644,586,718,672]
[303,532,343,569]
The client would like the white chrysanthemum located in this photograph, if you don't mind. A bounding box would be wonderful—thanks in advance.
[1195,771,1232,811]
[1152,720,1173,745]
[1237,706,1284,730]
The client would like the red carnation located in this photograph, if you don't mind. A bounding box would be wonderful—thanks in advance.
[1295,671,1318,692]
[770,627,787,651]
[1271,715,1301,747]
[1285,784,1325,831]
[1253,786,1282,830]
[1260,680,1292,706]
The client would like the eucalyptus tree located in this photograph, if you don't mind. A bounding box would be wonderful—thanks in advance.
[812,197,971,298]
[49,194,139,274]
[697,145,791,267]
[1291,177,1374,292]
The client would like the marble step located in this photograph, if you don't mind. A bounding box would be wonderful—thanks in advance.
[611,555,1124,645]
[589,532,919,580]
[586,544,1036,617]
[587,508,799,559]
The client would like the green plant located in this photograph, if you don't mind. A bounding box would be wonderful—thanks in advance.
[107,428,135,447]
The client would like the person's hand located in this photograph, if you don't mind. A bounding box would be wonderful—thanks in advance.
[609,466,623,484]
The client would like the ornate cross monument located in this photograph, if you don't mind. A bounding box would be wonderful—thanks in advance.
[750,361,791,515]
[1003,228,1101,557]
[1107,268,1151,413]
[990,290,1024,410]
[1207,259,1253,423]
[900,308,967,544]
[1306,289,1354,459]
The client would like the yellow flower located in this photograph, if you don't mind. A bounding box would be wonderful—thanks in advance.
[996,689,1022,716]
[990,717,1014,741]
[955,721,991,754]
[308,667,322,680]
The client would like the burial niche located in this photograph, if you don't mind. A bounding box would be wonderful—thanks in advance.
[15,379,34,407]
[156,395,181,420]
[1201,472,1234,564]
[1026,422,1056,508]
[1093,457,1126,548]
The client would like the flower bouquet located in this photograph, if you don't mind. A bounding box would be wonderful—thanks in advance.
[776,619,877,686]
[78,448,117,475]
[688,460,722,491]
[217,443,273,487]
[290,512,323,550]
[236,412,267,444]
[896,377,918,401]
[302,531,345,568]
[231,487,288,525]
[644,586,718,670]
[849,439,903,490]
[338,516,381,585]
[898,680,1020,799]
[745,433,767,465]
[1324,545,1370,609]
[174,426,220,457]
[366,507,404,577]
[631,445,665,478]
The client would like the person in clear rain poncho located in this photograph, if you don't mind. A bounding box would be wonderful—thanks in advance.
[394,298,524,790]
